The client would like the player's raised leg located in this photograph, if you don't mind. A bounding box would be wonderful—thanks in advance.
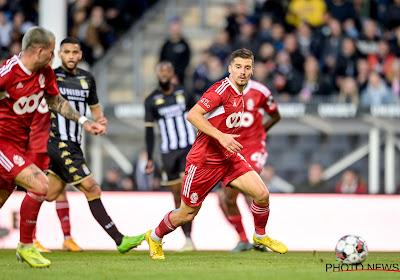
[76,176,145,253]
[229,170,287,254]
[14,164,51,267]
[218,187,253,252]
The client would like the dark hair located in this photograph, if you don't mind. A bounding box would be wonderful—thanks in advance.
[60,37,81,48]
[230,48,254,65]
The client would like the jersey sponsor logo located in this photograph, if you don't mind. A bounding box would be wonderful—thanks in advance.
[158,104,186,118]
[226,112,243,128]
[39,73,45,88]
[190,192,198,204]
[13,155,25,167]
[13,91,44,115]
[16,82,23,89]
[240,111,254,127]
[200,97,210,108]
[59,87,89,99]
[37,98,49,114]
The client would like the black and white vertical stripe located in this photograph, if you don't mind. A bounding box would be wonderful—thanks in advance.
[56,100,87,144]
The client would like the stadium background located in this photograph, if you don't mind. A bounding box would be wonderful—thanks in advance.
[0,0,399,251]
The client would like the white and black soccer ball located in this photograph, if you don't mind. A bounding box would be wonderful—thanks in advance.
[335,235,368,264]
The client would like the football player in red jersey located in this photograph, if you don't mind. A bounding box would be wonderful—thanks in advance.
[0,27,104,268]
[26,99,82,252]
[143,48,287,260]
[218,79,281,252]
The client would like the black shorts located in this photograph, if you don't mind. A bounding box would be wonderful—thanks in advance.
[160,147,191,186]
[47,139,92,185]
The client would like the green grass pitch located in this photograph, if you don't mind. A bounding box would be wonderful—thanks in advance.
[0,250,399,280]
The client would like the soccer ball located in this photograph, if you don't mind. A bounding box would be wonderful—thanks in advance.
[335,235,368,264]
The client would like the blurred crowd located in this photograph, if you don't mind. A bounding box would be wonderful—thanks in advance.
[0,0,157,64]
[187,0,400,105]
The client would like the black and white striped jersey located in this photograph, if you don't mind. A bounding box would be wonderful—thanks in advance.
[144,85,196,153]
[50,67,99,144]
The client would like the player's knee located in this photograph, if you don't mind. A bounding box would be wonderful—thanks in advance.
[257,188,269,205]
[30,174,49,194]
[85,182,101,197]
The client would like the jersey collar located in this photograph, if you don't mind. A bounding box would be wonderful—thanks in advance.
[243,79,253,95]
[15,54,32,76]
[226,77,242,95]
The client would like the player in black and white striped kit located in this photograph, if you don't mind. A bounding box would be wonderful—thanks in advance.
[46,37,145,253]
[144,61,197,251]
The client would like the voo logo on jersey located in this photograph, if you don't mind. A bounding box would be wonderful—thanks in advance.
[240,112,254,127]
[226,112,243,128]
[13,91,44,115]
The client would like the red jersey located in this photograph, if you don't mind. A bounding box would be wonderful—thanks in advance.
[238,79,278,146]
[0,55,59,149]
[186,77,245,168]
[27,98,50,153]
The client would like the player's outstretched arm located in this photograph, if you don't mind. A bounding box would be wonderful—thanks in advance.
[186,104,242,154]
[45,94,105,135]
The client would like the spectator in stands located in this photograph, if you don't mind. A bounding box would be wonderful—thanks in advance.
[356,57,370,91]
[159,17,191,85]
[334,37,359,89]
[295,163,331,193]
[261,164,294,193]
[12,11,34,37]
[389,26,400,57]
[387,58,400,103]
[283,33,304,73]
[383,0,400,31]
[272,50,303,101]
[254,0,285,24]
[0,11,12,49]
[257,14,273,43]
[295,21,321,57]
[253,61,277,95]
[368,39,396,78]
[334,169,367,194]
[320,17,344,75]
[326,0,357,23]
[298,55,332,103]
[101,164,123,191]
[208,29,232,63]
[360,71,393,107]
[286,0,327,28]
[269,22,285,51]
[338,77,359,104]
[256,42,276,74]
[342,18,359,39]
[232,18,260,55]
[356,19,380,56]
[224,0,250,43]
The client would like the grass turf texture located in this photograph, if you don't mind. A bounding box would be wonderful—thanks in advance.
[0,250,399,280]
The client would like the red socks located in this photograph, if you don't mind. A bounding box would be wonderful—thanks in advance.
[155,211,177,238]
[56,200,71,238]
[228,215,248,242]
[20,192,46,244]
[251,201,270,235]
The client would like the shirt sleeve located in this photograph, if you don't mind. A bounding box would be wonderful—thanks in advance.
[262,92,278,114]
[44,66,59,96]
[87,73,100,106]
[0,60,13,92]
[144,96,155,124]
[197,88,223,113]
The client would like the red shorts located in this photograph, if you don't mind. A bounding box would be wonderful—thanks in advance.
[182,153,254,207]
[239,142,268,174]
[25,151,50,171]
[0,141,33,192]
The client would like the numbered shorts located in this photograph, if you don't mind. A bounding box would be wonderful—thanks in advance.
[0,141,32,192]
[181,153,254,207]
[161,147,191,186]
[239,142,268,174]
[47,139,92,185]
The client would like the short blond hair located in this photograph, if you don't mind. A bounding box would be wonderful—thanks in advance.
[22,26,55,51]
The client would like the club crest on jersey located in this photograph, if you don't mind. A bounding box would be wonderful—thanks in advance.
[80,79,89,89]
[155,98,165,105]
[175,93,185,104]
[190,192,198,204]
[39,74,45,88]
[13,155,25,167]
[246,98,255,110]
